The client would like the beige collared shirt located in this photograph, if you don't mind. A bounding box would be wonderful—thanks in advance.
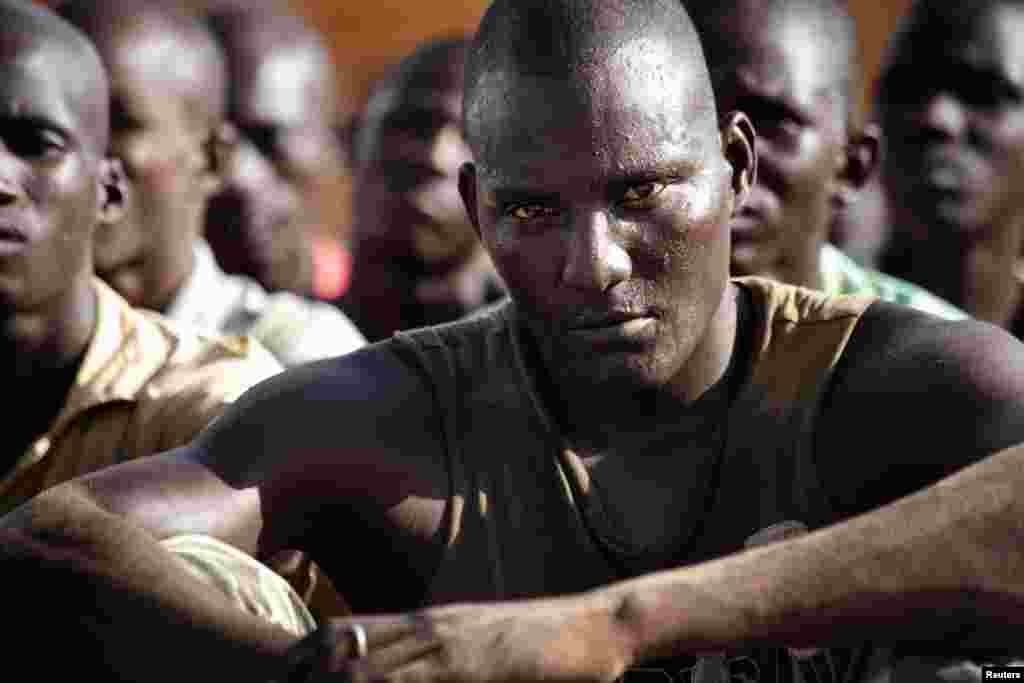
[1,278,282,516]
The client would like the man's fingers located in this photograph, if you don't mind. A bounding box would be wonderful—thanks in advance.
[279,617,412,681]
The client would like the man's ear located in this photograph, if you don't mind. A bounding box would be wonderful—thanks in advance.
[458,161,482,241]
[97,156,129,226]
[201,121,239,195]
[720,110,757,214]
[834,122,881,210]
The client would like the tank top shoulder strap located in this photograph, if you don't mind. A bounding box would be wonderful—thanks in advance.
[695,278,877,561]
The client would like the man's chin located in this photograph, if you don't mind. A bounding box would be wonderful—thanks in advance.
[552,346,673,393]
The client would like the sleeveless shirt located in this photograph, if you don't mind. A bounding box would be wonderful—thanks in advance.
[390,276,879,683]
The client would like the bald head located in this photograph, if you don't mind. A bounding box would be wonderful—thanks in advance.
[380,36,468,105]
[685,0,861,130]
[60,0,227,129]
[355,37,469,167]
[206,5,338,125]
[463,0,716,158]
[0,0,109,155]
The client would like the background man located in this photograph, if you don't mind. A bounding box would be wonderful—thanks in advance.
[59,0,365,367]
[1,0,280,517]
[204,3,353,302]
[344,37,505,341]
[688,0,963,319]
[879,0,1024,335]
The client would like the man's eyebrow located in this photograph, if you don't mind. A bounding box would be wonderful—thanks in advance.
[0,112,73,138]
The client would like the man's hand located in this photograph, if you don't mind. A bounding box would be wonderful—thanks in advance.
[283,597,632,683]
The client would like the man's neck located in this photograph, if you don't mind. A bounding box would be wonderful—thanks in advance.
[778,239,826,291]
[3,279,97,455]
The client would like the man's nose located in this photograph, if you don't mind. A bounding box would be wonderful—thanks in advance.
[916,91,968,140]
[562,209,631,292]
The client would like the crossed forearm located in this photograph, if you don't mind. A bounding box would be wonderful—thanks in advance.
[0,484,299,682]
[598,443,1024,663]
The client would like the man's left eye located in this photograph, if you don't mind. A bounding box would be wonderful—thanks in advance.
[621,182,667,205]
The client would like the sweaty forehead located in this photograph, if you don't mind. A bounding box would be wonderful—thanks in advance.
[471,36,718,185]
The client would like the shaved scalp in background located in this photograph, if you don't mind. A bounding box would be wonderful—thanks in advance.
[684,0,863,131]
[354,36,469,165]
[462,0,719,163]
[0,0,110,156]
[204,5,339,121]
[58,0,229,129]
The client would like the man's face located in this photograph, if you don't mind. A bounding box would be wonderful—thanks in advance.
[205,45,336,292]
[710,13,846,282]
[464,41,745,392]
[353,80,491,324]
[0,49,104,312]
[92,29,208,310]
[880,3,1024,241]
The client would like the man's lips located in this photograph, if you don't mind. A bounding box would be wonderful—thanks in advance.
[567,309,654,330]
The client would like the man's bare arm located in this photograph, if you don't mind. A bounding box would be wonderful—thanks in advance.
[1,478,300,681]
[602,439,1024,663]
[0,347,446,682]
[309,438,1024,683]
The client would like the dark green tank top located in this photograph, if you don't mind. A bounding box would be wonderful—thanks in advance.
[391,276,879,682]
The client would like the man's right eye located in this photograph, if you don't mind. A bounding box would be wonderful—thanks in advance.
[9,129,66,160]
[506,204,557,221]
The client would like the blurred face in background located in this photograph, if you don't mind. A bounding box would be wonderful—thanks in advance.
[702,5,854,289]
[879,1,1024,318]
[205,20,346,294]
[348,46,503,340]
[90,20,220,311]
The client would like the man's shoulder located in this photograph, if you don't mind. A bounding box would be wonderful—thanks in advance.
[732,275,875,328]
[134,304,282,397]
[72,279,283,458]
[815,300,1024,513]
[194,341,447,490]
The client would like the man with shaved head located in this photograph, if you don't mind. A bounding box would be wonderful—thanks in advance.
[0,0,281,513]
[59,0,364,367]
[204,2,353,302]
[687,0,963,320]
[5,0,1024,680]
